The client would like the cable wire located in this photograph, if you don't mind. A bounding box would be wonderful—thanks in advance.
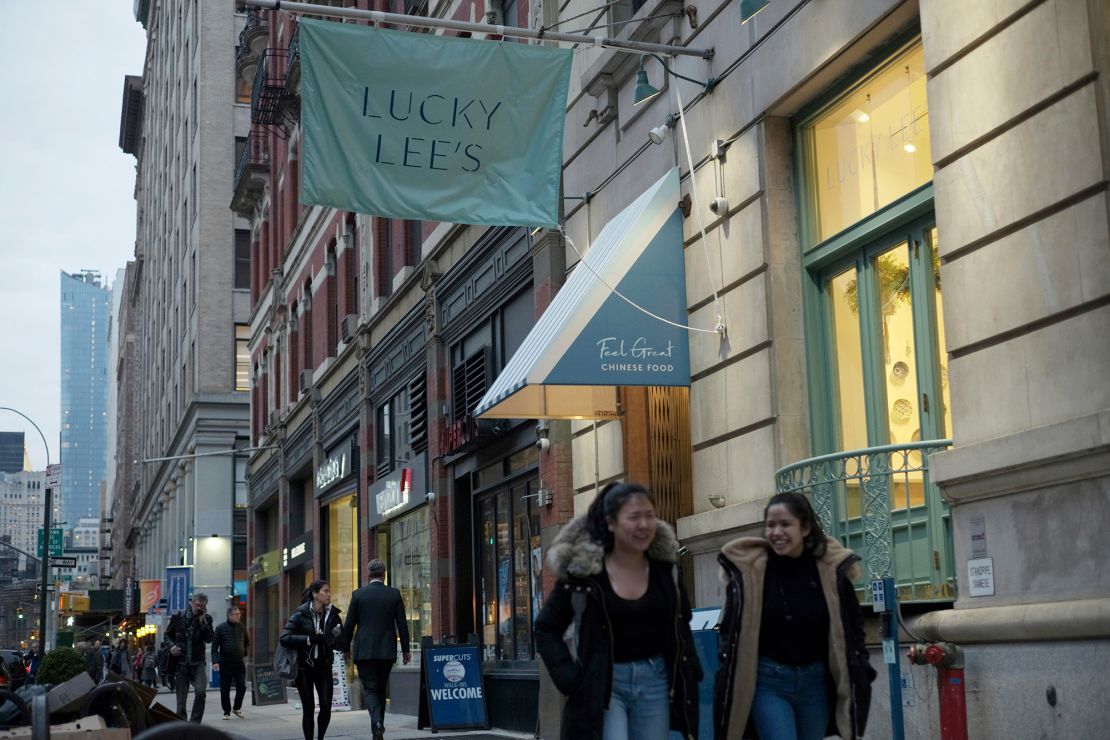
[559,227,719,335]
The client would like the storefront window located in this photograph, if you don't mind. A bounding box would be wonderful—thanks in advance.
[388,507,431,663]
[807,42,931,243]
[327,494,359,613]
[477,476,541,662]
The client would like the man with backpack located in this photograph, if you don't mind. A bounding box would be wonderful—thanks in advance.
[165,592,215,721]
[212,606,250,720]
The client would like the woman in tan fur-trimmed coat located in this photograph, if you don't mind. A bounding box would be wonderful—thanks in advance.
[713,492,876,739]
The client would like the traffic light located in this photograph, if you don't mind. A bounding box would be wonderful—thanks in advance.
[15,607,23,621]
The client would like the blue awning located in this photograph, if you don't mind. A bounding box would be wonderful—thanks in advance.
[475,168,690,420]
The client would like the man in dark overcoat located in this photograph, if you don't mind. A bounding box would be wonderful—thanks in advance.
[340,559,411,740]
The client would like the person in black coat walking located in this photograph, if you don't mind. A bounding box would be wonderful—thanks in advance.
[212,605,251,720]
[339,559,410,740]
[281,580,344,740]
[85,638,104,684]
[713,492,876,739]
[166,592,216,722]
[534,482,703,740]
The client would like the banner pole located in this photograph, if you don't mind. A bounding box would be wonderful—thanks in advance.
[244,0,714,59]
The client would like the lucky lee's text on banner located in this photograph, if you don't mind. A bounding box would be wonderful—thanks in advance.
[300,19,572,227]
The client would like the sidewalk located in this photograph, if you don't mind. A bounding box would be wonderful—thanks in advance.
[161,686,535,740]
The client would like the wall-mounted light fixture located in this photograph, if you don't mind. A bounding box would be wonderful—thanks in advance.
[633,55,717,107]
[708,494,727,509]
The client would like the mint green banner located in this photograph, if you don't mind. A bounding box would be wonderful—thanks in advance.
[300,19,572,228]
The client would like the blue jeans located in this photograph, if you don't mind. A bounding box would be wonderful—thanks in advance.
[751,656,831,740]
[602,655,671,740]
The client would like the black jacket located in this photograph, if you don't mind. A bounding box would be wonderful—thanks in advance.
[280,602,344,669]
[340,581,410,662]
[166,609,215,665]
[85,647,104,682]
[533,516,702,740]
[212,621,250,664]
[713,536,876,739]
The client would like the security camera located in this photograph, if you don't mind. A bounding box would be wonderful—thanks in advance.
[425,491,436,504]
[709,196,728,216]
[535,438,551,451]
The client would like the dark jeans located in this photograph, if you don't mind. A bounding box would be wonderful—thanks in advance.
[294,661,333,740]
[176,662,208,722]
[751,656,831,740]
[219,661,247,714]
[356,659,394,732]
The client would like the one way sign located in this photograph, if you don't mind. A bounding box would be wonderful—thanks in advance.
[50,557,78,569]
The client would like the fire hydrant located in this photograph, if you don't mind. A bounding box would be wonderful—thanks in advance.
[907,641,968,740]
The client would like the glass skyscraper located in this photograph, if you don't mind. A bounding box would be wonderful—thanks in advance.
[60,271,111,527]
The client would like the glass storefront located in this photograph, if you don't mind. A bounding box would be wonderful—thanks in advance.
[476,474,542,662]
[387,506,431,662]
[326,493,359,613]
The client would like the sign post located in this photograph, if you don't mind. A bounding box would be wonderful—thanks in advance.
[251,664,288,706]
[420,638,488,731]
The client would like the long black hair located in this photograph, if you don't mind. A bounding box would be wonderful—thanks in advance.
[299,579,329,605]
[585,481,655,552]
[764,491,827,557]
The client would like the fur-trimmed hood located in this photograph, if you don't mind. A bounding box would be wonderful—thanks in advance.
[546,514,681,580]
[720,535,861,581]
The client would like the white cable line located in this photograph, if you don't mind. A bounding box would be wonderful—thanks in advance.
[558,227,718,334]
[671,72,726,335]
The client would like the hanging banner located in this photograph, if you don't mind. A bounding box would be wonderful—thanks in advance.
[140,579,162,613]
[300,19,572,228]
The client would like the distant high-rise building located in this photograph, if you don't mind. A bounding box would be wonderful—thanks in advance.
[0,432,24,474]
[0,469,45,573]
[60,270,111,528]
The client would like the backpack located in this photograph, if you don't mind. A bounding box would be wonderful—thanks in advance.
[143,652,157,669]
[273,643,298,682]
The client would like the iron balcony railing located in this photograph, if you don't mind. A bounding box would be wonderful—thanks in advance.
[252,49,289,125]
[233,133,269,190]
[775,440,954,603]
[236,10,259,64]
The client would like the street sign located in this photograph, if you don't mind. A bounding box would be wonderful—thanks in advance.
[37,528,64,557]
[50,557,77,569]
[46,463,62,488]
[35,584,56,593]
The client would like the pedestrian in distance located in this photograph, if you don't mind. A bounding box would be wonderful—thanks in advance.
[340,559,410,740]
[713,491,877,740]
[108,637,129,677]
[281,580,344,740]
[132,647,144,681]
[85,638,104,684]
[27,647,39,685]
[213,605,251,720]
[141,646,159,688]
[166,592,215,722]
[534,481,702,740]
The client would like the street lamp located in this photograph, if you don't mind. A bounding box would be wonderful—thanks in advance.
[0,407,53,652]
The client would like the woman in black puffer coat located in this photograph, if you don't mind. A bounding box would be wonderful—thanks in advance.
[280,580,344,740]
[534,482,702,740]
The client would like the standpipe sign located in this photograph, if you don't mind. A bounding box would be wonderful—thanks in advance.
[300,19,572,228]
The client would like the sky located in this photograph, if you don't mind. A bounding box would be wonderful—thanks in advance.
[0,3,147,471]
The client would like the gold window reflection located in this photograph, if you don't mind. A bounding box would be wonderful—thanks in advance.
[810,43,931,242]
[327,494,359,614]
